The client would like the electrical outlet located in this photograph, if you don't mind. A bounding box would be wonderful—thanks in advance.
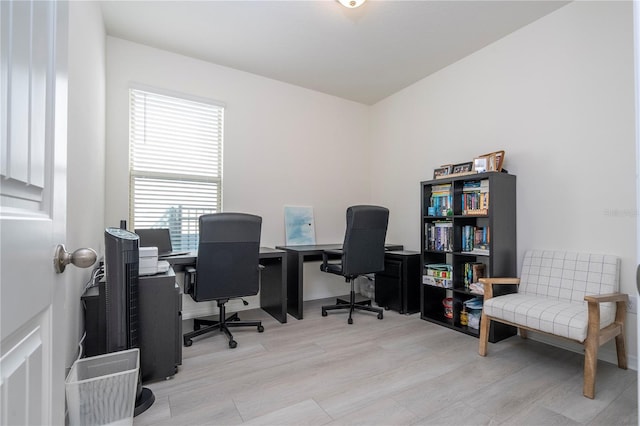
[628,294,637,314]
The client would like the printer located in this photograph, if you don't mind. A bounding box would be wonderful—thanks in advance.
[139,246,170,276]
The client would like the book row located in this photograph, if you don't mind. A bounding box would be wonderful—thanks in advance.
[425,222,491,255]
[425,221,453,252]
[428,183,452,217]
[427,179,491,216]
[462,192,489,215]
[422,262,485,294]
[460,225,490,254]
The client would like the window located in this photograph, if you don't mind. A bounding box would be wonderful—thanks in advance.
[129,88,223,251]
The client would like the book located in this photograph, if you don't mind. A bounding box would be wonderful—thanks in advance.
[425,263,452,279]
[463,262,485,287]
[465,248,490,255]
[422,275,452,288]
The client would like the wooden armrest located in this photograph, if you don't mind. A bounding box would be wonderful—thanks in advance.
[584,292,628,340]
[584,293,629,304]
[479,277,520,299]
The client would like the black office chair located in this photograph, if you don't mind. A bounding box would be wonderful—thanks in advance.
[321,205,390,324]
[183,213,264,348]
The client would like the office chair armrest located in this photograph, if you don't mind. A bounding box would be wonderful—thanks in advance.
[184,266,196,295]
[320,249,342,264]
[321,249,343,269]
[324,249,343,255]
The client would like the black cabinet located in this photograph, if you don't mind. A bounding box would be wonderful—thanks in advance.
[375,251,421,314]
[82,268,182,383]
[420,172,517,342]
[138,270,182,382]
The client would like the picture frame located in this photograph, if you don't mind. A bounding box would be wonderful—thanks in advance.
[473,157,488,173]
[433,164,452,179]
[486,153,497,171]
[451,161,473,174]
[494,150,504,171]
[479,150,505,172]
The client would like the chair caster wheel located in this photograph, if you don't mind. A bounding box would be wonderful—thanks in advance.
[377,313,383,320]
[258,325,264,332]
[322,310,327,317]
[229,340,237,348]
[348,318,353,324]
[184,339,192,347]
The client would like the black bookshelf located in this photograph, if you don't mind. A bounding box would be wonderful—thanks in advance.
[420,172,517,342]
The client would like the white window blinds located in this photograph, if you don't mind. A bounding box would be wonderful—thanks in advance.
[129,88,223,251]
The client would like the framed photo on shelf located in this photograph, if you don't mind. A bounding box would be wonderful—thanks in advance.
[433,165,452,179]
[451,161,473,174]
[487,153,497,171]
[473,157,488,173]
[494,150,505,171]
[479,150,505,171]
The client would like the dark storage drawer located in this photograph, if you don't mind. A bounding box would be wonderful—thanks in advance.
[374,251,420,315]
[378,260,402,278]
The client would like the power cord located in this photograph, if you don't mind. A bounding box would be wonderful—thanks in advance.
[83,263,104,292]
[75,331,86,363]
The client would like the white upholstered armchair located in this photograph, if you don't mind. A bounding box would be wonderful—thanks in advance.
[478,250,628,399]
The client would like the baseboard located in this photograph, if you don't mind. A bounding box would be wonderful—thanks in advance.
[527,332,638,371]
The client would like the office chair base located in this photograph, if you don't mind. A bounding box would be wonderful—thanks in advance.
[322,291,384,324]
[336,294,372,306]
[183,310,263,348]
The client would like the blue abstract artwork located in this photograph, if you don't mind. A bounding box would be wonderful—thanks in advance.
[284,206,316,245]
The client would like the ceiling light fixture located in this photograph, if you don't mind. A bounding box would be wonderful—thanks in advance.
[337,0,366,9]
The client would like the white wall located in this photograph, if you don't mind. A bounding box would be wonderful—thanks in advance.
[66,2,106,369]
[105,37,373,311]
[370,1,637,366]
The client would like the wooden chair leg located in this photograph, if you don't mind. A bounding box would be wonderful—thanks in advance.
[479,313,490,356]
[615,333,628,370]
[519,328,528,339]
[583,334,598,399]
[614,301,628,370]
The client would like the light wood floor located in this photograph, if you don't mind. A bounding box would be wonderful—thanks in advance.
[134,298,638,426]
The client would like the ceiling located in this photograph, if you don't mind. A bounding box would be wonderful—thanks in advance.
[99,0,570,105]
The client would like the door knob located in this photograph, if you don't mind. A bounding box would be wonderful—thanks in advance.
[54,244,97,273]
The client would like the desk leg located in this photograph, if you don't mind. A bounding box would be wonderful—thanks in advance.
[259,256,287,324]
[285,252,304,320]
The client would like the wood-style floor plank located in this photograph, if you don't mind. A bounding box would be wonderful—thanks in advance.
[134,298,637,426]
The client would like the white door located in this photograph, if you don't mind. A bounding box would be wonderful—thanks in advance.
[1,1,69,424]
